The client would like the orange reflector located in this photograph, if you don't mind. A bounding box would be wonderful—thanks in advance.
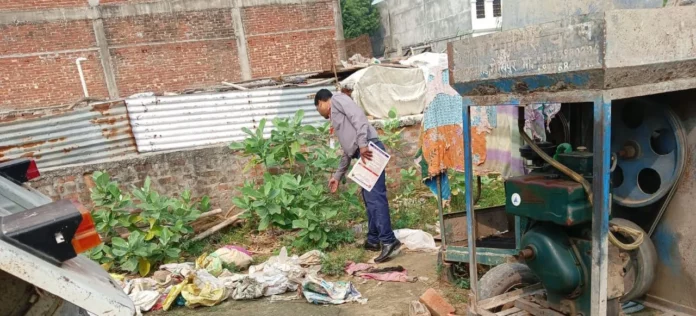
[70,201,102,254]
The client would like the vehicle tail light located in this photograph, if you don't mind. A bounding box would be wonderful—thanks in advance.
[0,200,102,265]
[26,159,40,181]
[71,202,102,254]
[0,158,40,183]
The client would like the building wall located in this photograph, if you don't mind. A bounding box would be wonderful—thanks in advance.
[0,0,342,111]
[371,0,472,56]
[502,0,663,30]
[29,124,421,210]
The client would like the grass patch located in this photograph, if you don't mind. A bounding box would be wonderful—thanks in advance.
[320,245,369,276]
[451,174,506,211]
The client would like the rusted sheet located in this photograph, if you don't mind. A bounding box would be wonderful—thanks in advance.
[0,101,137,171]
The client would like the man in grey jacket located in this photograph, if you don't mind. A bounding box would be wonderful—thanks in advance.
[314,89,400,263]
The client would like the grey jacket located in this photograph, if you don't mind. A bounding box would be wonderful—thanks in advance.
[330,93,379,180]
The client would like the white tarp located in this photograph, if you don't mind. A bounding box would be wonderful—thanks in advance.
[341,66,426,119]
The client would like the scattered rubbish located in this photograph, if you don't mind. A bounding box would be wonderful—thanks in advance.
[302,274,367,305]
[419,276,430,282]
[159,262,195,278]
[249,247,304,296]
[409,300,432,316]
[299,250,325,267]
[352,223,364,234]
[419,288,455,316]
[341,54,381,69]
[181,270,229,308]
[130,290,160,315]
[216,246,254,269]
[346,262,413,283]
[395,229,439,252]
[270,293,302,302]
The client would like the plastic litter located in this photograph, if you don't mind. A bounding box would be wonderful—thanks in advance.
[249,247,305,296]
[181,269,229,308]
[129,290,160,316]
[299,250,325,267]
[160,262,195,278]
[394,229,439,252]
[214,246,254,269]
[302,274,367,305]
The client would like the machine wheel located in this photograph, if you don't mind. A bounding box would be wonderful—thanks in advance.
[479,263,539,300]
[611,218,658,302]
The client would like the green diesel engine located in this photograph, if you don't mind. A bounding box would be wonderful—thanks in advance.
[500,142,656,315]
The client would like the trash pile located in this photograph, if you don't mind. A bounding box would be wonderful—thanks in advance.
[115,246,367,315]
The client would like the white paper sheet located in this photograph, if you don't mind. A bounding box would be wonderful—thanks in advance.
[347,142,391,192]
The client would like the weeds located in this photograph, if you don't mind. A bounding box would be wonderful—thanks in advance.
[320,245,368,276]
[87,172,210,276]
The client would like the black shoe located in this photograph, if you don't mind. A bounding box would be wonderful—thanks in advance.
[374,240,402,263]
[364,241,381,252]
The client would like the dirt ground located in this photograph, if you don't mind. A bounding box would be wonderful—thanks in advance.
[161,251,464,316]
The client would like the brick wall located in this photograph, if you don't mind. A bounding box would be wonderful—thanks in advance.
[243,2,336,78]
[0,0,340,111]
[345,34,373,58]
[30,124,421,210]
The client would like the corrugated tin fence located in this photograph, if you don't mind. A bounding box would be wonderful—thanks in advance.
[125,86,337,152]
[0,101,138,171]
[0,86,336,170]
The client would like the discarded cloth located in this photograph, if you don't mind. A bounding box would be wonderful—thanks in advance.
[302,274,367,305]
[414,149,451,201]
[524,103,561,141]
[394,229,438,252]
[129,290,160,316]
[345,262,411,283]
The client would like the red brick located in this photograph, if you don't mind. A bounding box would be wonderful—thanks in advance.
[0,0,86,12]
[345,35,373,58]
[419,288,455,316]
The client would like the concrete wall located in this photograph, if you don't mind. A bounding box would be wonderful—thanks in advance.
[371,0,471,56]
[0,0,344,111]
[502,0,663,30]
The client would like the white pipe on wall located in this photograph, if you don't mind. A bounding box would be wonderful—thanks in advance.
[75,57,89,98]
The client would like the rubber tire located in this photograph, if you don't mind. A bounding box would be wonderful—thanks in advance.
[610,218,657,302]
[479,263,540,300]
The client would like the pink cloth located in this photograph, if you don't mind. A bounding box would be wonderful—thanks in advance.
[224,245,251,256]
[344,262,410,283]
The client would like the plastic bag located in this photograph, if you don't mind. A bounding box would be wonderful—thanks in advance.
[302,274,366,305]
[162,281,187,311]
[130,290,160,316]
[160,262,195,278]
[248,247,305,296]
[180,270,229,308]
[394,229,439,252]
[299,250,325,267]
[196,253,224,277]
[213,246,253,270]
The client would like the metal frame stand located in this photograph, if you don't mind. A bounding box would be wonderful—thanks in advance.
[462,94,612,316]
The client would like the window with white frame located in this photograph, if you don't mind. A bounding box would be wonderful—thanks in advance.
[471,0,502,34]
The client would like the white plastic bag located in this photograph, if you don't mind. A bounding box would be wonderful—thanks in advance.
[394,229,439,252]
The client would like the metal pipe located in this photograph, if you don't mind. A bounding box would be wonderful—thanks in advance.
[75,57,89,98]
[590,96,611,316]
[462,99,479,311]
[436,176,446,246]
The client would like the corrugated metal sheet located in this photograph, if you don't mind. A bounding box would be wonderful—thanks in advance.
[125,86,337,152]
[0,101,138,171]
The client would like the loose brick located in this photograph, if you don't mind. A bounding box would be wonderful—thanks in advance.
[419,288,455,316]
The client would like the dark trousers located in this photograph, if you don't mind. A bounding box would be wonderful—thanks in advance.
[356,141,396,245]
